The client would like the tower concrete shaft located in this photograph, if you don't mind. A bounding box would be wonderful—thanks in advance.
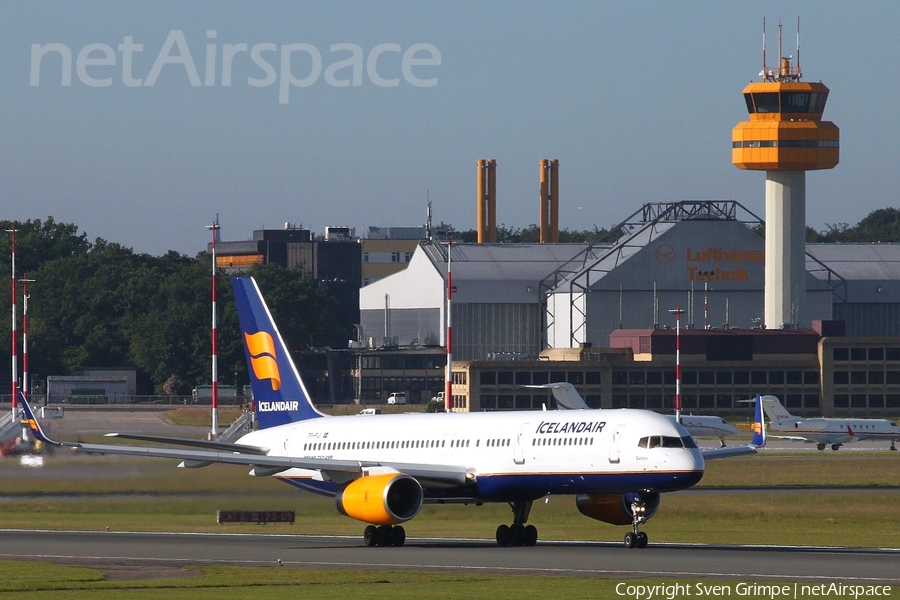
[765,170,806,328]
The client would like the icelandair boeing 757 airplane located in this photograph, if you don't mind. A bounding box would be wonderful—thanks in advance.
[20,276,766,549]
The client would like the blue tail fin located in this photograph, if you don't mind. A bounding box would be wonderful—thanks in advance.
[18,391,55,445]
[232,276,325,428]
[750,394,766,448]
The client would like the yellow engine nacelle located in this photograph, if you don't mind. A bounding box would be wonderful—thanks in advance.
[575,492,660,526]
[335,473,423,525]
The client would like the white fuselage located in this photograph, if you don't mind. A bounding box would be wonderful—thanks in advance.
[769,417,900,444]
[668,415,740,439]
[237,408,705,500]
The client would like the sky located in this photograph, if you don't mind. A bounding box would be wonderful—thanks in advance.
[3,1,899,256]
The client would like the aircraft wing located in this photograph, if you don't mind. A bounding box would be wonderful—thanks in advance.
[104,433,271,455]
[700,446,758,460]
[20,394,471,486]
[765,434,813,442]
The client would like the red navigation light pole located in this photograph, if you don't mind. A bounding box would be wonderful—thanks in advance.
[20,276,34,401]
[207,220,221,438]
[668,306,684,423]
[19,275,34,441]
[7,228,17,416]
[445,237,454,413]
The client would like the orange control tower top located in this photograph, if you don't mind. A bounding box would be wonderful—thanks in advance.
[732,19,839,171]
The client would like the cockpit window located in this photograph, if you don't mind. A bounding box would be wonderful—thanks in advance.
[638,435,697,449]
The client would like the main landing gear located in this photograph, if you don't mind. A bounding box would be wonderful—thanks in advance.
[363,524,406,547]
[623,497,649,549]
[816,443,842,451]
[495,500,538,546]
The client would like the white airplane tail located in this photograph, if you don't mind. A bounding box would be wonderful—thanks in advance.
[758,395,796,422]
[524,383,590,410]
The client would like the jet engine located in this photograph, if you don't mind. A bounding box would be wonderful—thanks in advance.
[335,473,423,525]
[575,492,660,526]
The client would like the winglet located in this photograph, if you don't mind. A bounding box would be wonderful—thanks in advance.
[18,392,58,446]
[750,394,766,448]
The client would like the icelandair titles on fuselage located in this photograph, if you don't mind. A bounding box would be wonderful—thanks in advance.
[536,420,606,435]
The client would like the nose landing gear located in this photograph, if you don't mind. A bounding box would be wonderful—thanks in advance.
[623,497,649,548]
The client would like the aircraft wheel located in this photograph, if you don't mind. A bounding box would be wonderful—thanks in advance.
[391,525,406,547]
[364,525,377,547]
[832,444,841,451]
[523,525,538,546]
[624,532,637,548]
[636,532,648,548]
[495,524,510,546]
[817,443,826,451]
[891,444,897,452]
[376,525,393,546]
[509,524,524,546]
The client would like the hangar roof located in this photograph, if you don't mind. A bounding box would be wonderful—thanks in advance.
[807,244,900,281]
[421,242,595,283]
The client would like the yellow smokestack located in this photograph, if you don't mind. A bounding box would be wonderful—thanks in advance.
[476,159,497,243]
[539,159,559,243]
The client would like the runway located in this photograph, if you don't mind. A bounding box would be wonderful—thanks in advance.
[0,530,897,584]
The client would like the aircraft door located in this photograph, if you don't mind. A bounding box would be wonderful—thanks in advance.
[608,425,625,464]
[513,422,530,465]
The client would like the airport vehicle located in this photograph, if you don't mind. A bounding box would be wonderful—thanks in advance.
[386,392,407,405]
[528,382,740,446]
[756,395,899,451]
[19,276,765,549]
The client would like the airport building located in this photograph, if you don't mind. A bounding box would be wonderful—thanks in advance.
[358,200,900,416]
[355,45,900,418]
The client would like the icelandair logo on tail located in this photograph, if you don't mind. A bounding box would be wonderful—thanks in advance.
[258,400,299,413]
[244,331,282,391]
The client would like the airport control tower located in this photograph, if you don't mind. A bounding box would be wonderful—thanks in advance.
[732,20,839,329]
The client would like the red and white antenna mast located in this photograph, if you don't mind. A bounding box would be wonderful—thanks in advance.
[445,237,454,413]
[207,219,221,438]
[669,306,684,423]
[20,275,34,400]
[7,228,17,416]
[19,275,34,441]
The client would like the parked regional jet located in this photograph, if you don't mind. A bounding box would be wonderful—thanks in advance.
[19,276,765,550]
[757,395,899,451]
[528,382,740,447]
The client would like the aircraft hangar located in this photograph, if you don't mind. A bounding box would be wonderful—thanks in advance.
[357,200,900,416]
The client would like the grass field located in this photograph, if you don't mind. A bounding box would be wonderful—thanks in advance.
[2,453,899,547]
[1,448,897,597]
[6,561,878,600]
